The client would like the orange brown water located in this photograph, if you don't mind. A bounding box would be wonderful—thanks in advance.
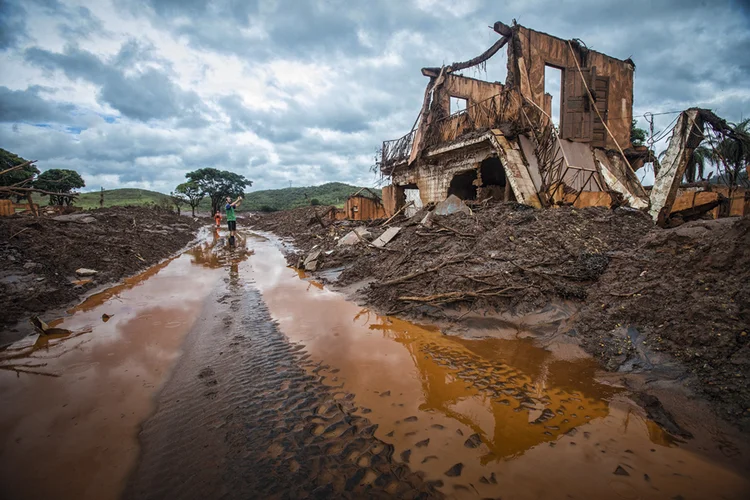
[1,229,748,499]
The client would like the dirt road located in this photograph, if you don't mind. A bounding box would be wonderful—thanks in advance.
[1,227,749,499]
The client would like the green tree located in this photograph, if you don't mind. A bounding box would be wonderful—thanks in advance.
[175,181,204,216]
[684,145,711,183]
[33,169,85,205]
[708,118,750,188]
[185,168,251,214]
[310,198,321,206]
[0,148,39,200]
[630,119,647,147]
[169,191,186,215]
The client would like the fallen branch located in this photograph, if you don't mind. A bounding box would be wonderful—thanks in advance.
[433,221,476,238]
[375,253,471,287]
[381,201,414,227]
[0,160,37,177]
[10,227,30,239]
[398,285,524,304]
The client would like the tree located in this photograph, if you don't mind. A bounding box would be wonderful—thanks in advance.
[175,181,205,217]
[630,119,647,148]
[0,149,39,200]
[310,198,321,206]
[684,145,711,183]
[170,191,186,215]
[33,169,85,205]
[185,168,251,214]
[707,118,750,189]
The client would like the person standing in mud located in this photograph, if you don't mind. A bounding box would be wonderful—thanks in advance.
[225,195,242,245]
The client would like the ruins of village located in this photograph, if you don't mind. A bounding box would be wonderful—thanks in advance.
[339,21,750,225]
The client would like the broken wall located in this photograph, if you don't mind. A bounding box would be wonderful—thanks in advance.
[344,196,387,221]
[511,25,634,150]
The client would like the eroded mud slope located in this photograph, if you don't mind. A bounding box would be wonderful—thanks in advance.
[0,206,200,333]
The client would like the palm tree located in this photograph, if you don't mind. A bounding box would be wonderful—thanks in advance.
[684,145,711,183]
[707,118,750,189]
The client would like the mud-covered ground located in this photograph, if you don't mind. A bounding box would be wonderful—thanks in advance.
[250,203,750,430]
[0,206,201,334]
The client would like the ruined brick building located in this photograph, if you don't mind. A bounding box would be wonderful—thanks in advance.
[378,21,748,221]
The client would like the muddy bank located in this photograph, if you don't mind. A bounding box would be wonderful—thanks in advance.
[0,206,201,336]
[250,204,750,430]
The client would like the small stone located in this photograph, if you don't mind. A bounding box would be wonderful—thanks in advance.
[75,268,98,277]
[614,465,630,476]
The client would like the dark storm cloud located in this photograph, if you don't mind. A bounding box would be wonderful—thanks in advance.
[0,0,27,50]
[0,85,76,122]
[2,0,749,193]
[24,42,208,123]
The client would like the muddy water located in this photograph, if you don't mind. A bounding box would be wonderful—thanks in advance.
[1,228,749,499]
[0,230,226,500]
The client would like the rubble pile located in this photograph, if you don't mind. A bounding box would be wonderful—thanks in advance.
[251,201,750,428]
[0,206,201,331]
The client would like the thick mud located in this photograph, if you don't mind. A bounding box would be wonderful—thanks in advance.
[1,227,749,499]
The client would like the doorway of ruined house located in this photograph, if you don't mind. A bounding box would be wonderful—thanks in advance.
[403,185,422,217]
[544,65,563,128]
[479,156,514,201]
[448,170,478,200]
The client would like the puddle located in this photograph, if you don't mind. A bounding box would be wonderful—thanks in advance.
[246,233,750,499]
[1,228,748,500]
[0,229,239,500]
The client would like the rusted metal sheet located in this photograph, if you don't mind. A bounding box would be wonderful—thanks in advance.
[344,196,386,221]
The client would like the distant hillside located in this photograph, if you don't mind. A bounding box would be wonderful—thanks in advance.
[70,183,379,212]
[73,188,169,209]
[238,182,380,211]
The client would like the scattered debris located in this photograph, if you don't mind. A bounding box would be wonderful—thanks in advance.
[372,226,401,248]
[75,268,99,276]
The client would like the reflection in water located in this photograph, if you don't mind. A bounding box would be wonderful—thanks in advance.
[374,315,616,463]
[249,234,750,499]
[0,229,230,500]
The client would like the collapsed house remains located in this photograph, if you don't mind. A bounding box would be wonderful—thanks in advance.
[378,21,749,224]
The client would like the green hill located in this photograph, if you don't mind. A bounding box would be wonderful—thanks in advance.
[73,188,170,209]
[71,183,379,212]
[237,182,380,211]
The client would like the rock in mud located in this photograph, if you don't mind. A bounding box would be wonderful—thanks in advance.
[75,268,98,276]
[434,195,471,216]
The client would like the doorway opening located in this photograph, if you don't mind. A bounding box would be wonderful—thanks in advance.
[448,170,478,200]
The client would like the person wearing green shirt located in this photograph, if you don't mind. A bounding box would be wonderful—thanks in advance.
[225,195,243,245]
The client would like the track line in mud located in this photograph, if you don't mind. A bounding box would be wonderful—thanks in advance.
[124,258,440,499]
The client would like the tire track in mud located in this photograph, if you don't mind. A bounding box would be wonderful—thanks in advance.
[124,267,441,499]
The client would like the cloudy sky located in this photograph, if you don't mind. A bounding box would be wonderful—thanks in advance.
[1,0,749,193]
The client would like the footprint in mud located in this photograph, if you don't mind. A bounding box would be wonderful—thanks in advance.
[198,367,218,387]
[415,438,430,448]
[445,463,463,477]
[479,473,498,484]
[380,391,391,397]
[404,416,418,422]
[430,424,445,430]
[464,433,482,448]
[422,456,438,464]
[204,391,218,400]
[400,449,411,463]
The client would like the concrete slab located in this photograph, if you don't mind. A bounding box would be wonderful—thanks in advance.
[372,227,401,248]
